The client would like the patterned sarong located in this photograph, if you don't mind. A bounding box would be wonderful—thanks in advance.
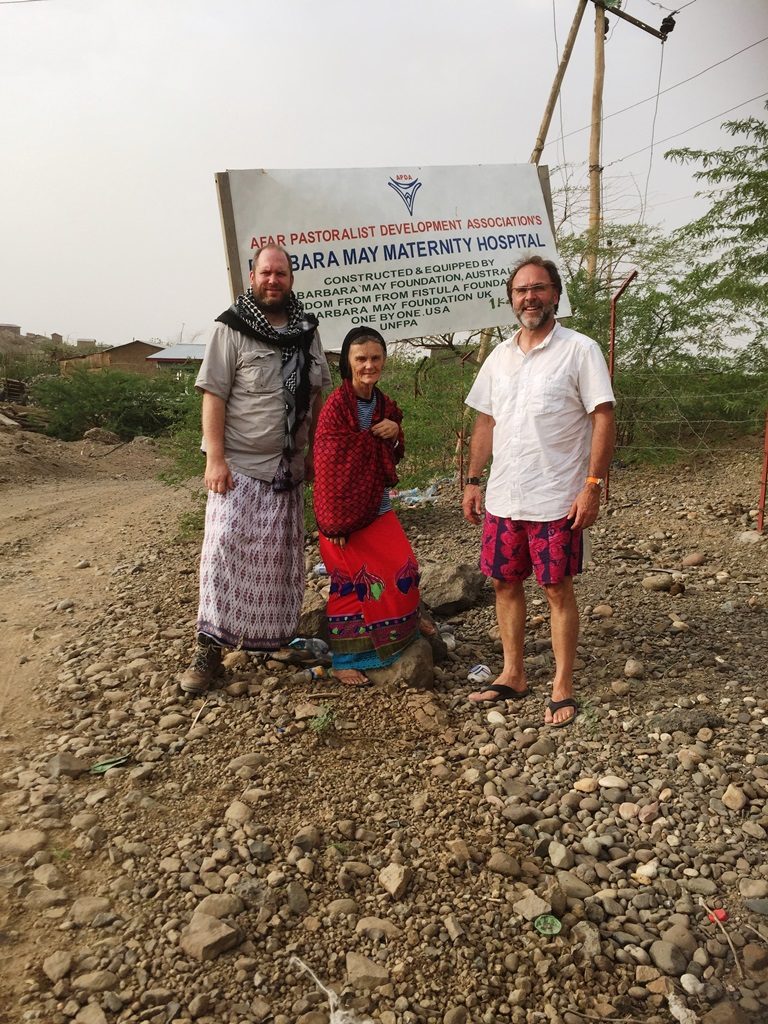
[197,471,304,649]
[318,510,420,670]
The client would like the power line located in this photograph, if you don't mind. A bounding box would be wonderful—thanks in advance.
[606,91,768,168]
[0,0,52,5]
[641,41,666,223]
[638,0,699,11]
[605,0,624,42]
[542,36,768,151]
[552,1,569,172]
[638,0,678,11]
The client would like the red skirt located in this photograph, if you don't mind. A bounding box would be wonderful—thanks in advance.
[319,511,420,669]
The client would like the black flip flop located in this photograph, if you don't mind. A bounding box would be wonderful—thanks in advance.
[546,697,579,728]
[469,684,531,704]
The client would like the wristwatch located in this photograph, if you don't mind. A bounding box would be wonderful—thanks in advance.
[465,476,482,486]
[586,476,604,488]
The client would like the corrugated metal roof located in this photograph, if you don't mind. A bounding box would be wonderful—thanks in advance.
[146,344,206,362]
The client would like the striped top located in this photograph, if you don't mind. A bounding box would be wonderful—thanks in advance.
[357,396,392,515]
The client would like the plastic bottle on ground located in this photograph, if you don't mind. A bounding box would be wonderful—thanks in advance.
[292,666,328,684]
[289,637,330,657]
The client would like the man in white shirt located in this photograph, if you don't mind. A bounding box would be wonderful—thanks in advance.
[462,256,615,726]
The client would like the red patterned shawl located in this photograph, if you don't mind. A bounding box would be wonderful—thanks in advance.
[313,379,404,539]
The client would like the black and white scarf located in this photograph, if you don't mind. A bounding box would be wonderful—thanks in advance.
[215,291,318,487]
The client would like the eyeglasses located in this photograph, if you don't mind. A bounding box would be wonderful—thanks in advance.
[510,283,552,296]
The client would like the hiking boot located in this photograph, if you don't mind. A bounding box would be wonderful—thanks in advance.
[179,637,222,695]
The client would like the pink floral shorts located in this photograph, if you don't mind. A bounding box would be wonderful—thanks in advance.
[480,513,583,585]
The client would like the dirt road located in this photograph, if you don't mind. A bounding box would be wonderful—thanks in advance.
[0,433,191,769]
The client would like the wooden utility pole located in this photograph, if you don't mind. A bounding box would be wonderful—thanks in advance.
[530,0,589,165]
[585,1,672,280]
[586,2,606,282]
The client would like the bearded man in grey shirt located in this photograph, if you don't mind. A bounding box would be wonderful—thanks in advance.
[180,245,331,694]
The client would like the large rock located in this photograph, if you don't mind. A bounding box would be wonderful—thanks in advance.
[369,637,434,690]
[420,563,486,614]
[224,800,253,824]
[735,531,762,545]
[83,427,121,444]
[571,921,602,960]
[487,851,521,877]
[180,912,240,961]
[346,952,389,989]
[75,1006,108,1024]
[548,841,574,869]
[378,863,412,898]
[286,880,309,914]
[0,829,47,860]
[292,825,322,852]
[682,551,706,567]
[641,573,673,591]
[297,590,328,641]
[46,753,89,778]
[70,896,111,925]
[743,943,768,972]
[512,891,550,920]
[42,950,72,982]
[71,970,118,992]
[649,940,687,976]
[660,922,698,957]
[194,894,244,919]
[556,870,594,901]
[355,916,402,939]
[701,1004,752,1024]
[722,784,748,811]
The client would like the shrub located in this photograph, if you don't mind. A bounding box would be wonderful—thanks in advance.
[31,367,199,441]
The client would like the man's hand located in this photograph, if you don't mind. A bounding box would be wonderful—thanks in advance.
[462,483,484,525]
[567,485,601,530]
[371,418,399,440]
[205,456,235,494]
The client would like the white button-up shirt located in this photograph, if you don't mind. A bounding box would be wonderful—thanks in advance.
[465,323,614,521]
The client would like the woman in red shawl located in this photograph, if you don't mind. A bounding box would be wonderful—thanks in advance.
[313,327,421,686]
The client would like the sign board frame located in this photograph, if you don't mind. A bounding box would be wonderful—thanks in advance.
[216,164,566,349]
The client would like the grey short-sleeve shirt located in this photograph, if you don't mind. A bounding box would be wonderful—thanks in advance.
[195,323,332,481]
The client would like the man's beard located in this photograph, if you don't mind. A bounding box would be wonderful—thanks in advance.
[251,285,290,312]
[516,301,556,329]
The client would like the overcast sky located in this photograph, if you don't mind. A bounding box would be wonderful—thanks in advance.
[1,0,766,347]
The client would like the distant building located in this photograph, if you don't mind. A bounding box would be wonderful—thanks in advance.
[60,340,163,376]
[51,333,63,345]
[0,324,21,336]
[146,343,206,366]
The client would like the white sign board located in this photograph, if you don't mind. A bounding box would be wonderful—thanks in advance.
[217,164,569,349]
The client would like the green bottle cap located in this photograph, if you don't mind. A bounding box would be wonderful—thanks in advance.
[533,914,562,935]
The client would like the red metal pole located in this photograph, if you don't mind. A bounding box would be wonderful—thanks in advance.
[609,269,637,381]
[606,270,638,503]
[758,408,768,533]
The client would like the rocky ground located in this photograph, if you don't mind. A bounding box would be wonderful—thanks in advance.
[1,428,768,1024]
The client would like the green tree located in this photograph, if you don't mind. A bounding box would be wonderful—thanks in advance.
[557,221,743,369]
[666,106,768,342]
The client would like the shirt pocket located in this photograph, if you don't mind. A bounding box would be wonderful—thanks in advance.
[239,351,279,394]
[528,375,569,415]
